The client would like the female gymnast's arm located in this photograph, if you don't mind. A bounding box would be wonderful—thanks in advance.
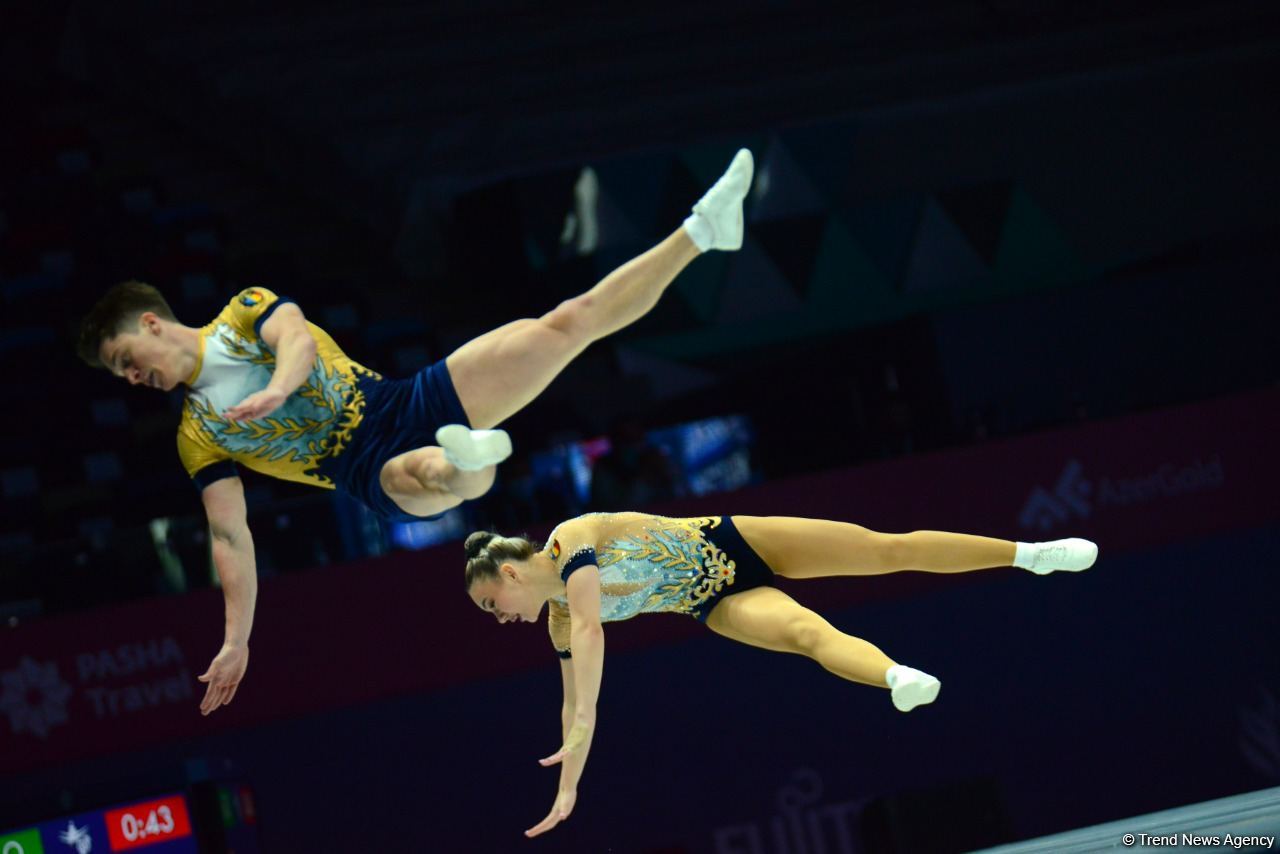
[526,563,603,838]
[559,657,577,742]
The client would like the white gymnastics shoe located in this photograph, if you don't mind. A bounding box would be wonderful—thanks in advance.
[1017,538,1099,575]
[886,664,942,712]
[682,148,754,252]
[435,425,512,472]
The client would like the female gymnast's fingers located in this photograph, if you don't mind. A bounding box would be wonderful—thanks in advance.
[540,720,591,765]
[525,791,576,837]
[524,806,562,837]
[538,747,568,766]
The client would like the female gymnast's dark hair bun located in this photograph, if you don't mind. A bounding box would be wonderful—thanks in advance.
[464,531,497,560]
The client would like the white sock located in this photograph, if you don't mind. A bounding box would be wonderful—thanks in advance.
[681,213,712,253]
[1013,541,1036,569]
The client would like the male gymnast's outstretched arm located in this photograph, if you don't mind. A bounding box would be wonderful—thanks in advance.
[196,475,256,716]
[199,301,321,713]
[527,563,604,838]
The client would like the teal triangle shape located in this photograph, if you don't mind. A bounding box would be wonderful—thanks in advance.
[750,135,828,223]
[936,181,1013,265]
[846,194,926,286]
[673,249,729,324]
[808,217,896,324]
[995,187,1087,289]
[592,180,646,250]
[752,214,828,299]
[902,198,990,293]
[659,162,708,234]
[715,235,805,324]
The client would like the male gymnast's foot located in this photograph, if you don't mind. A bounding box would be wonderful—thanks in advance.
[436,424,513,472]
[1015,539,1099,575]
[886,665,942,712]
[682,148,754,252]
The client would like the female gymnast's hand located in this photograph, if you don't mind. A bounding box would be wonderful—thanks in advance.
[539,719,593,766]
[197,643,248,716]
[223,388,287,422]
[525,720,594,836]
[525,789,577,838]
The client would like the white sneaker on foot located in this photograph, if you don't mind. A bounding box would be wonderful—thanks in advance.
[1023,538,1099,575]
[435,424,512,472]
[886,664,941,712]
[683,148,754,252]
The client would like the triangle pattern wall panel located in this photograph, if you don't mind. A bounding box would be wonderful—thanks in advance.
[994,186,1090,292]
[672,247,730,324]
[594,153,674,240]
[750,136,830,223]
[846,194,927,288]
[808,216,897,328]
[714,235,806,324]
[591,179,648,252]
[751,213,829,301]
[935,181,1013,266]
[902,197,991,294]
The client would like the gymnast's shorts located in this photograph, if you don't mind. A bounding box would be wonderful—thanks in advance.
[690,516,777,622]
[317,358,470,521]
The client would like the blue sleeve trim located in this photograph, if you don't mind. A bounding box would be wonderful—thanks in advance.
[556,649,573,660]
[192,461,239,491]
[253,297,296,339]
[560,547,598,582]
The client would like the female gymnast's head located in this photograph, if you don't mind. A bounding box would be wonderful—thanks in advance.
[464,531,560,625]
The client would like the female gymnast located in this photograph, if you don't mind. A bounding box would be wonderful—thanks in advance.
[463,511,1097,837]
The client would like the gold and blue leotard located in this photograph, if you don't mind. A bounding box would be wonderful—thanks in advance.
[545,512,775,658]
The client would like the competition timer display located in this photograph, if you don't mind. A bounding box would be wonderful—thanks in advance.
[0,793,197,854]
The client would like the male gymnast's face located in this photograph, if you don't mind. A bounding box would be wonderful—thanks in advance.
[100,312,181,392]
[468,564,542,625]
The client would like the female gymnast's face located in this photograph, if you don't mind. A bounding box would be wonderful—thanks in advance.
[100,314,181,392]
[469,565,542,625]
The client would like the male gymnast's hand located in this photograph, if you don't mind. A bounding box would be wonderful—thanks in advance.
[197,643,249,716]
[224,388,287,422]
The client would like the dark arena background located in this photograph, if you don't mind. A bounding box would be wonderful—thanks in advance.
[2,2,1279,852]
